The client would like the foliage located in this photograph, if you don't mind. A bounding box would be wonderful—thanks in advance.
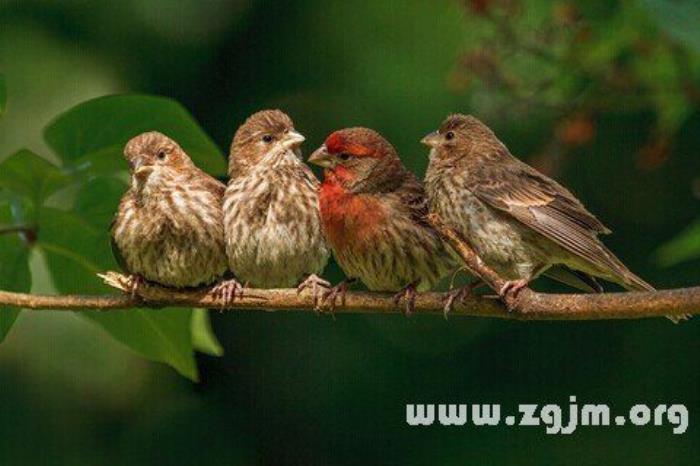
[191,308,224,356]
[45,94,227,176]
[657,218,700,266]
[640,0,700,265]
[454,0,700,169]
[0,96,226,380]
[0,200,30,340]
[639,0,700,53]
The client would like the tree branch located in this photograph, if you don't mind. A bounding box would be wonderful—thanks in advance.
[427,213,510,294]
[0,268,696,321]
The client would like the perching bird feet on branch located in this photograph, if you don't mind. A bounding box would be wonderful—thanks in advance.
[499,279,530,312]
[392,280,421,316]
[211,279,245,309]
[443,280,485,318]
[320,279,356,315]
[297,274,332,309]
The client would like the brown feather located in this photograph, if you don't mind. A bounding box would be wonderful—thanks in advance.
[223,110,329,288]
[463,152,649,289]
[425,113,654,293]
[111,132,228,288]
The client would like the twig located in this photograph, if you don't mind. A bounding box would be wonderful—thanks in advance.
[427,214,509,293]
[0,225,35,236]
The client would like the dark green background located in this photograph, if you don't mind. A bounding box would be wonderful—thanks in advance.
[0,1,698,465]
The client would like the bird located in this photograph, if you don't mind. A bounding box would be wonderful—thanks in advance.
[111,131,229,298]
[308,127,459,314]
[422,113,687,322]
[223,110,330,303]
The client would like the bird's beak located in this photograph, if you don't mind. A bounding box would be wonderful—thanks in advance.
[308,145,335,168]
[421,131,440,148]
[131,156,153,180]
[130,156,144,172]
[282,130,306,149]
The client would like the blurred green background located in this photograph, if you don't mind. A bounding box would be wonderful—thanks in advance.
[0,0,699,464]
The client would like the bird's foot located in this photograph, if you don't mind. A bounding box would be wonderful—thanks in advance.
[320,278,356,316]
[392,280,421,317]
[297,274,331,309]
[499,279,529,311]
[442,280,484,318]
[125,274,145,299]
[211,279,245,310]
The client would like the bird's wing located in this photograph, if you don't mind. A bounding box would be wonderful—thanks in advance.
[466,153,641,282]
[542,265,602,293]
[397,172,432,229]
[109,215,130,274]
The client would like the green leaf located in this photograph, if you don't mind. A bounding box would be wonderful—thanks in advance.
[656,218,700,266]
[85,307,198,381]
[37,208,112,289]
[36,207,198,380]
[44,94,226,176]
[0,149,70,213]
[639,0,700,53]
[0,202,31,342]
[0,74,6,116]
[73,174,127,230]
[69,146,130,181]
[192,309,224,356]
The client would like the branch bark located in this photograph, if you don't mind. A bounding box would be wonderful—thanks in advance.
[0,272,696,321]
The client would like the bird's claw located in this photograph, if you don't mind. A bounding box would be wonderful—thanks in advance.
[442,281,482,318]
[126,274,145,299]
[393,280,420,317]
[211,279,244,310]
[499,279,529,311]
[319,279,356,316]
[297,274,331,310]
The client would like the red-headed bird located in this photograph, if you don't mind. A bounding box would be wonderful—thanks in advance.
[309,128,458,314]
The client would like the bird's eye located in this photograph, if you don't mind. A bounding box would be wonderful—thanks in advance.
[445,131,455,141]
[262,135,273,143]
[157,151,167,160]
[339,153,351,161]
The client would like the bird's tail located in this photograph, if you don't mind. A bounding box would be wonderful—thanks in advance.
[619,272,690,324]
[620,272,655,293]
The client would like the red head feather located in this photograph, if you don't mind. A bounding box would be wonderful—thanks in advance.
[325,131,376,158]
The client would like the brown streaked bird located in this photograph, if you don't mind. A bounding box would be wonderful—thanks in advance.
[223,110,330,301]
[309,128,459,314]
[111,131,228,295]
[423,113,687,322]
